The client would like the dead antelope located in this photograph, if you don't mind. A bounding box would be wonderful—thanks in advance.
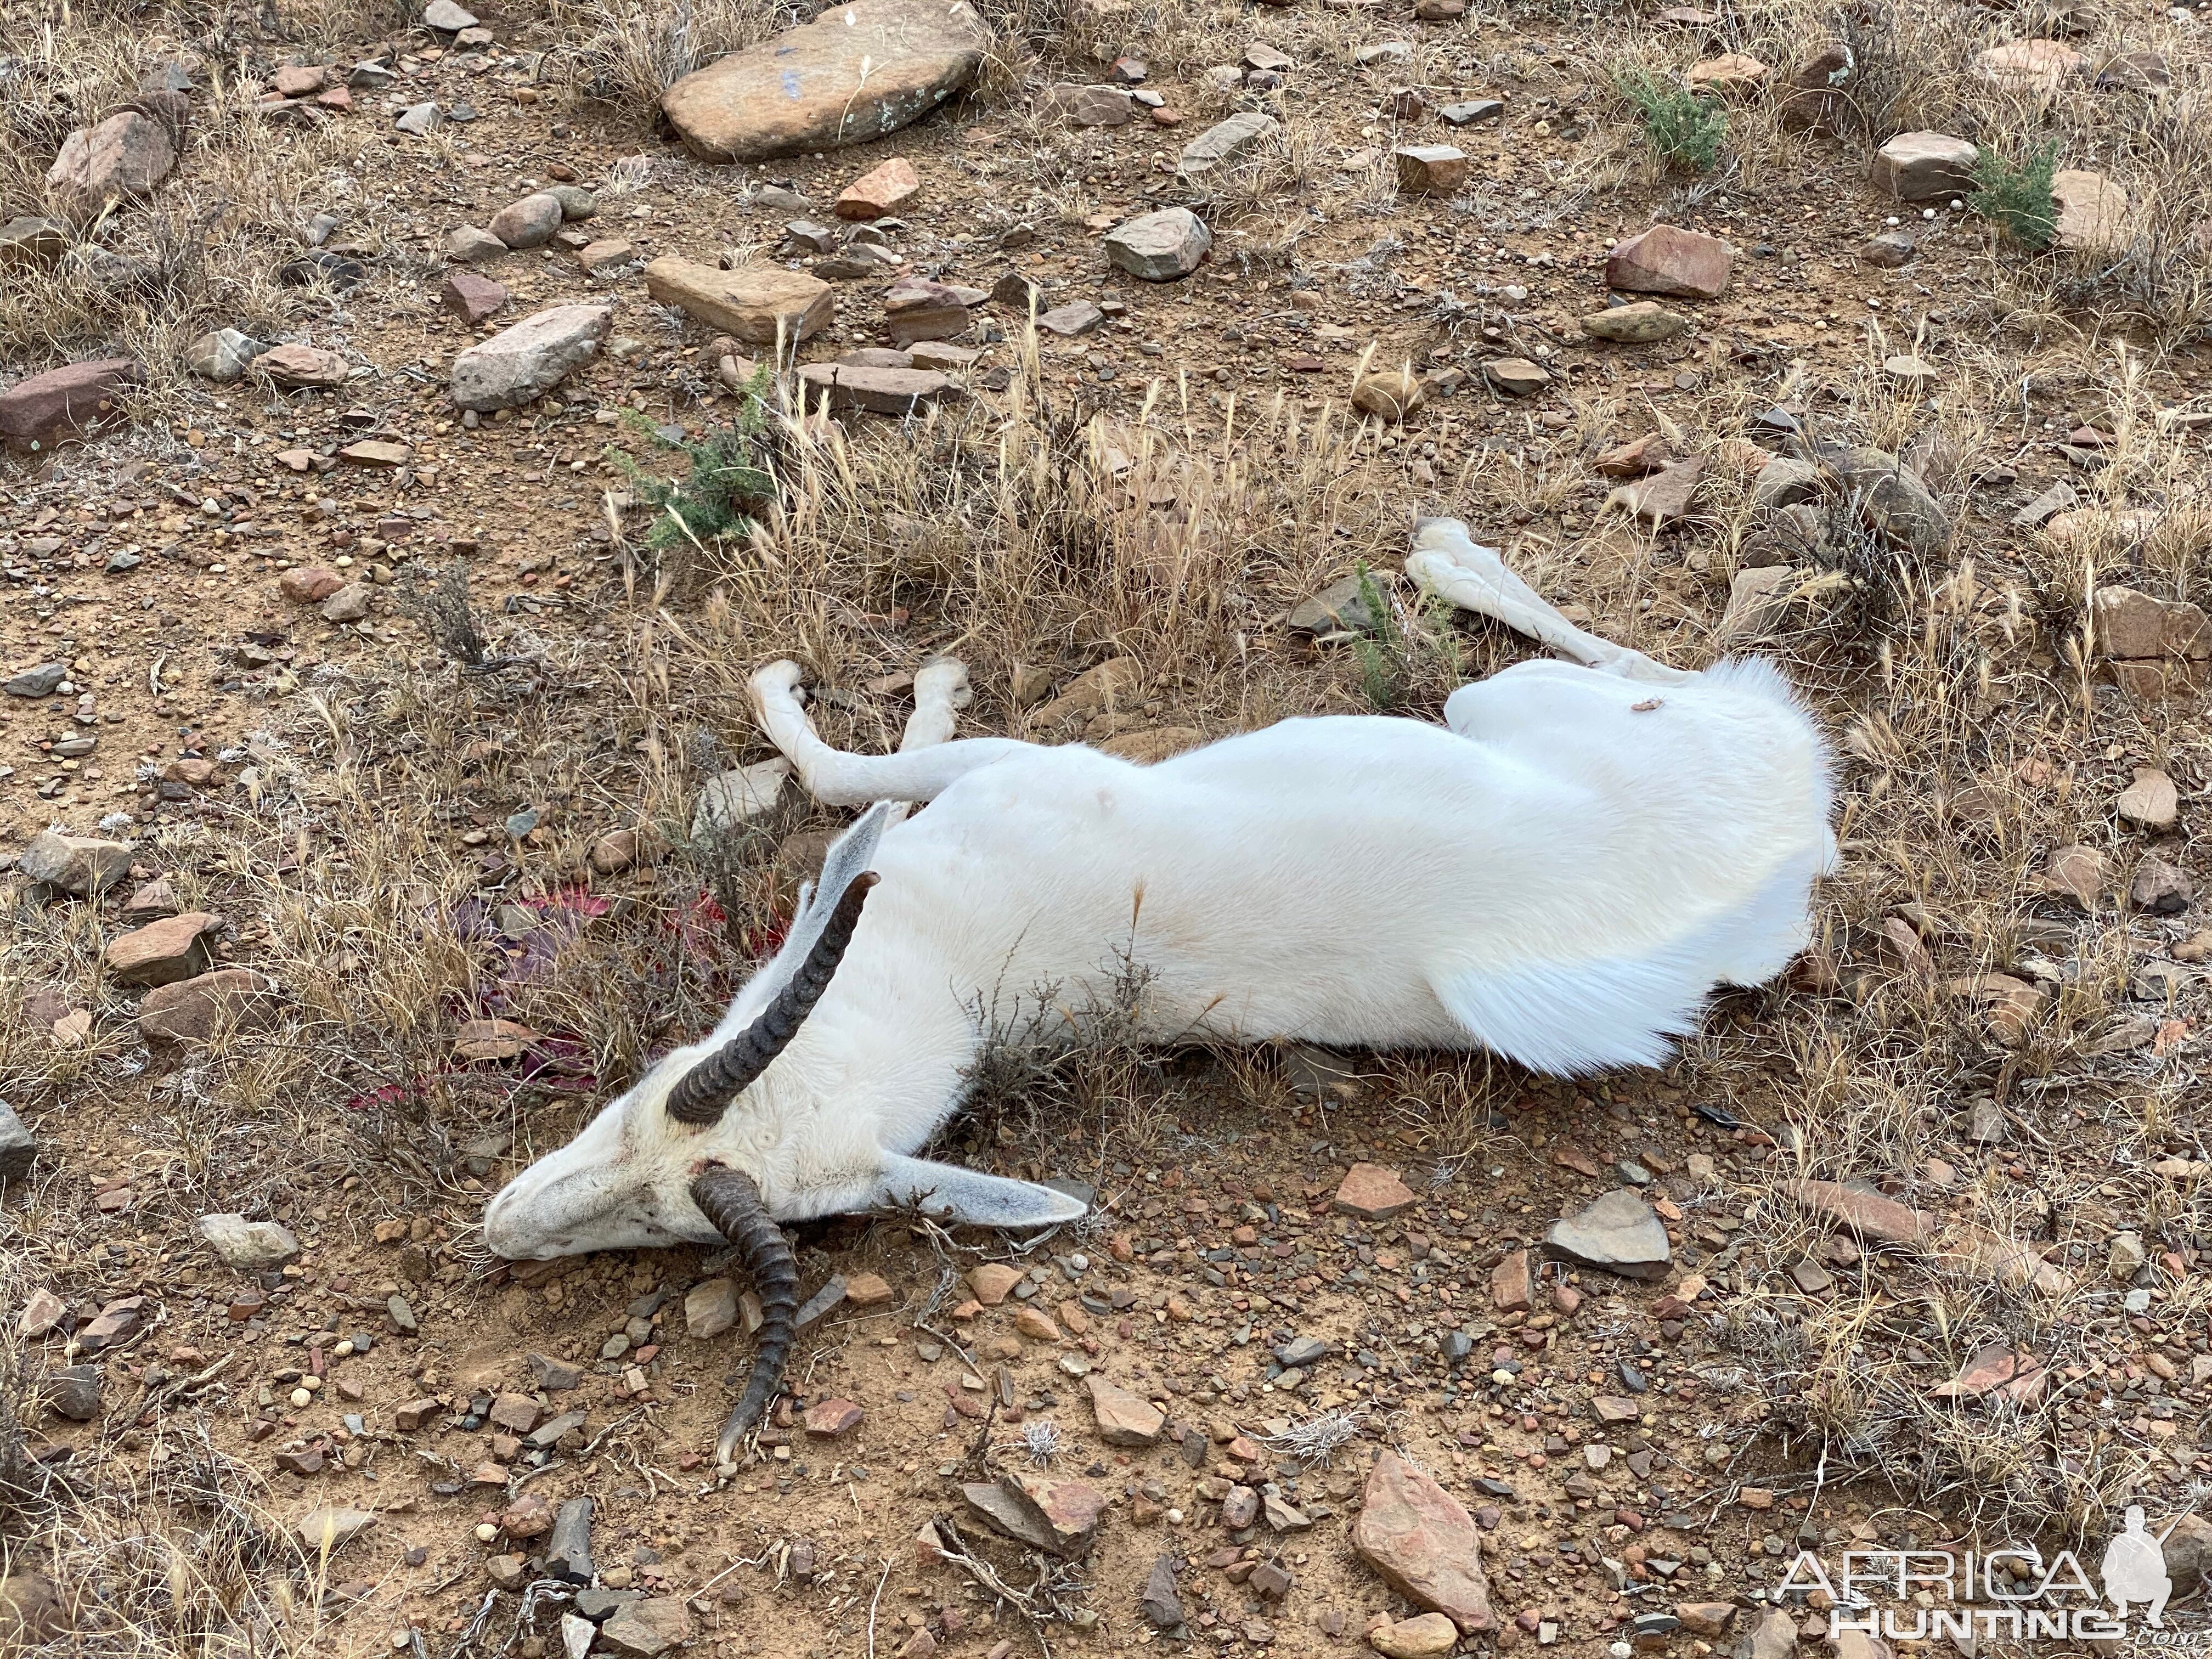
[485,519,1835,1462]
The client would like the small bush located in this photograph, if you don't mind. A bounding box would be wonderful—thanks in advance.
[607,373,776,554]
[1970,141,2060,249]
[1348,562,1406,710]
[1615,66,1726,173]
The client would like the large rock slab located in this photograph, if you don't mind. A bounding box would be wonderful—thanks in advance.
[1605,224,1732,298]
[2051,170,2129,253]
[198,1213,302,1268]
[599,1598,691,1657]
[645,257,834,345]
[450,303,611,411]
[0,358,144,454]
[2094,586,2207,659]
[1973,38,2083,93]
[662,0,992,162]
[999,1470,1105,1558]
[107,911,223,986]
[1104,207,1211,280]
[1871,132,1978,201]
[20,831,133,893]
[1352,1450,1494,1633]
[48,111,177,219]
[138,969,281,1045]
[1543,1188,1672,1279]
[1177,111,1279,174]
[797,362,957,415]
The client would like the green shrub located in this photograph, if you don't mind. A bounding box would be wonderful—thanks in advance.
[1970,141,2060,250]
[1348,561,1405,710]
[606,369,776,553]
[1615,66,1726,173]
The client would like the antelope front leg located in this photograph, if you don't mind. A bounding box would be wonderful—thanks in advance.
[749,660,1032,807]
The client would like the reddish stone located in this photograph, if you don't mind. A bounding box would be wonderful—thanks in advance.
[77,1296,147,1352]
[796,362,957,415]
[845,1271,893,1305]
[1352,1450,1495,1633]
[279,566,346,604]
[1594,432,1679,478]
[803,1398,865,1437]
[441,267,509,325]
[1001,1470,1106,1558]
[967,1264,1023,1305]
[0,357,145,453]
[106,911,222,986]
[835,156,921,219]
[1785,1180,1934,1245]
[1604,224,1733,300]
[47,112,176,218]
[1085,1375,1165,1446]
[1334,1163,1416,1221]
[1930,1342,2047,1401]
[499,1492,554,1539]
[1489,1249,1532,1311]
[138,969,281,1045]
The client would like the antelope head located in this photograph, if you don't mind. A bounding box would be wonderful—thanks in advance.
[483,805,1085,1463]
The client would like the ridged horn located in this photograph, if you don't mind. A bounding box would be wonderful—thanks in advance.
[664,872,878,1127]
[690,1165,800,1463]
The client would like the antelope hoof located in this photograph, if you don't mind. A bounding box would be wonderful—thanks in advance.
[915,657,972,709]
[749,659,805,706]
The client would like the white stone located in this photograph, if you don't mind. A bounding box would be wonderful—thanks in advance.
[197,1212,302,1268]
[1103,208,1211,281]
[692,758,791,838]
[449,303,613,411]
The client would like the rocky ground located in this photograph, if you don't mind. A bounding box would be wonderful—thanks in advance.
[4,0,2212,1656]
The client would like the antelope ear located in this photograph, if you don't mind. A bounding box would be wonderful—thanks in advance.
[872,1155,1090,1229]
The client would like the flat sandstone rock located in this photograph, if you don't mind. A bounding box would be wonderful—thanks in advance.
[645,258,834,345]
[662,0,992,162]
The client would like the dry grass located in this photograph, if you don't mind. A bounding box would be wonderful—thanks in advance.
[5,0,2210,1623]
[0,0,402,383]
[554,0,805,111]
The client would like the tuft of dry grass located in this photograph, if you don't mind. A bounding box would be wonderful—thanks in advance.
[554,0,805,111]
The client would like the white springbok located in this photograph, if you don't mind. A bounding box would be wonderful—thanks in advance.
[486,519,1836,1459]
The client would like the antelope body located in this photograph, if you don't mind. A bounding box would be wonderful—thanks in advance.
[485,521,1837,1459]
